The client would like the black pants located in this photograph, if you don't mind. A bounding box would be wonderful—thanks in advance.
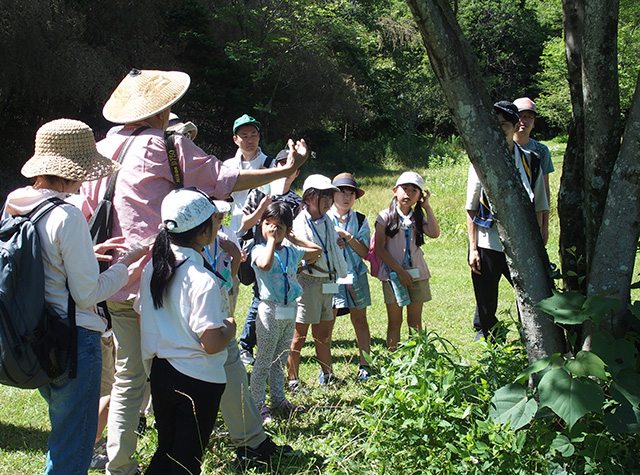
[471,247,512,339]
[146,357,225,475]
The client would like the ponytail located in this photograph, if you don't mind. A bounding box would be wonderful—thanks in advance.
[150,228,176,309]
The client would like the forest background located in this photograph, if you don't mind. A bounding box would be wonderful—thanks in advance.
[2,0,639,202]
[2,0,640,473]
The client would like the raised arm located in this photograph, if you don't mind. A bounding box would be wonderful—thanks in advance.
[233,139,307,192]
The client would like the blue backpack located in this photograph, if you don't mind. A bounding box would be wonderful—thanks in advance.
[0,198,77,389]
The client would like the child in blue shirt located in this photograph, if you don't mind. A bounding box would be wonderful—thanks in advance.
[250,202,321,423]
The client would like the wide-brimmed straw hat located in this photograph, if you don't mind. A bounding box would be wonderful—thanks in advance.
[103,69,191,124]
[21,119,119,182]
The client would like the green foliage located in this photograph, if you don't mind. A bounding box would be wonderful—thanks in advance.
[490,291,640,473]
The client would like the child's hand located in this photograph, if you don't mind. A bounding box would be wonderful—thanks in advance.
[421,189,431,209]
[258,194,273,211]
[398,268,414,287]
[264,223,278,240]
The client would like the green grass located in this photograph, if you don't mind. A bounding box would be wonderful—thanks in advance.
[2,140,625,474]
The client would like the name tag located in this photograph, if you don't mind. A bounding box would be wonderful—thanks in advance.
[322,282,339,294]
[275,304,296,320]
[406,267,420,279]
[336,274,354,285]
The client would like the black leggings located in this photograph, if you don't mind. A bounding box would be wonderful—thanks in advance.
[146,357,225,475]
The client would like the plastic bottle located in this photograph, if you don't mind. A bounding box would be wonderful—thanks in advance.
[388,271,410,307]
[348,273,367,308]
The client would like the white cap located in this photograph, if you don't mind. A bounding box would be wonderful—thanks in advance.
[302,174,339,193]
[211,200,231,213]
[161,188,217,233]
[395,171,424,192]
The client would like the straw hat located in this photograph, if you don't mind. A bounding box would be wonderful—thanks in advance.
[332,172,365,198]
[103,69,191,124]
[21,119,119,182]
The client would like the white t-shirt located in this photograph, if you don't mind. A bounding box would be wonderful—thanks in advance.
[138,245,227,383]
[226,148,271,232]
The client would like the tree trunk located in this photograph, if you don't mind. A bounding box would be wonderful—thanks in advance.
[581,0,622,275]
[406,0,565,362]
[558,0,586,291]
[587,69,640,338]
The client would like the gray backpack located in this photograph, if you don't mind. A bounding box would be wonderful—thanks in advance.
[0,198,76,389]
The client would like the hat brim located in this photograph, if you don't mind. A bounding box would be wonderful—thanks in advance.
[103,70,191,124]
[21,150,119,182]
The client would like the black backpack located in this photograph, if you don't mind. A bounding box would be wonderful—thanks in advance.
[0,198,77,389]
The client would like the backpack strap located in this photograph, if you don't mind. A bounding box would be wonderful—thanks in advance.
[263,155,274,168]
[165,131,184,189]
[104,126,149,202]
[355,211,365,232]
[66,283,77,379]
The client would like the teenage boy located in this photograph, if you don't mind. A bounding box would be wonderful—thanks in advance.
[513,97,554,244]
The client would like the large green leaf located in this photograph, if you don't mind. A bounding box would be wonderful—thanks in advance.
[610,368,640,407]
[604,404,640,434]
[514,353,563,384]
[628,301,640,320]
[551,433,575,457]
[564,351,607,380]
[538,369,604,430]
[489,383,537,430]
[535,291,587,324]
[590,332,638,377]
[580,295,622,327]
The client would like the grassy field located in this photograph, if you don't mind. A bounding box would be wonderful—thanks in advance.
[0,140,614,474]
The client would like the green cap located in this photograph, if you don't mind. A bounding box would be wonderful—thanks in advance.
[233,114,261,134]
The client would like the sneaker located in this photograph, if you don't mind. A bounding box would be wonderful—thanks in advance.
[274,399,305,416]
[318,371,338,386]
[235,436,293,467]
[93,436,107,456]
[259,405,273,424]
[287,379,308,394]
[473,330,486,344]
[239,349,255,366]
[90,453,108,470]
[356,366,371,382]
[135,415,147,436]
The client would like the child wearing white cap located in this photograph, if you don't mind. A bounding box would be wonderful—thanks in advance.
[373,171,440,351]
[136,188,236,475]
[287,174,348,390]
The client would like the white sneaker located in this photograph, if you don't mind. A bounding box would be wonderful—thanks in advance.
[239,349,255,366]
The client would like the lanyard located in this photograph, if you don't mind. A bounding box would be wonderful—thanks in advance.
[332,210,351,259]
[274,247,290,304]
[204,239,218,270]
[307,217,335,278]
[403,227,413,268]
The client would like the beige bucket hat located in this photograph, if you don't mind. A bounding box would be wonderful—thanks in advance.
[22,119,119,181]
[103,69,191,124]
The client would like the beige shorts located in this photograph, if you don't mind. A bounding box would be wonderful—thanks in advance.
[382,278,432,305]
[100,332,116,397]
[296,273,335,325]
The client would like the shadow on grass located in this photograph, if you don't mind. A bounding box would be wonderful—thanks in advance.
[0,421,48,452]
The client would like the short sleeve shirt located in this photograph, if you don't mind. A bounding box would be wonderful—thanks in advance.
[252,243,306,304]
[326,207,370,276]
